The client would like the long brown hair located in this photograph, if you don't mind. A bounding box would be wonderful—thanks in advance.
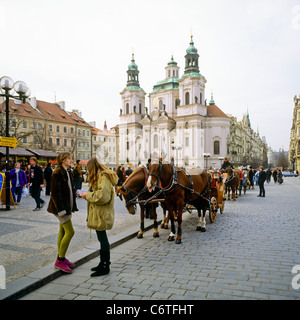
[87,157,118,189]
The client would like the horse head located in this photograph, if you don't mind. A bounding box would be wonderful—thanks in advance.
[118,166,148,215]
[147,159,165,192]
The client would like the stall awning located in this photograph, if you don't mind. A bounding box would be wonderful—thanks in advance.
[26,148,58,158]
[0,147,35,157]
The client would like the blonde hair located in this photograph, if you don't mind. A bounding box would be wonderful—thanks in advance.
[87,157,118,189]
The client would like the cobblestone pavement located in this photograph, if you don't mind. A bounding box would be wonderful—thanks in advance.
[0,183,153,283]
[19,177,300,300]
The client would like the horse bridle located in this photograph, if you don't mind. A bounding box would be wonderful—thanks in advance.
[122,165,149,208]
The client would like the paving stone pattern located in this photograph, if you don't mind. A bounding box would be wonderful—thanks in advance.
[20,178,300,300]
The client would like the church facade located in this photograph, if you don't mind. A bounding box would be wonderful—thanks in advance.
[119,36,230,170]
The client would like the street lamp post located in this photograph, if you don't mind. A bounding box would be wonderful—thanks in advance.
[203,153,211,169]
[0,76,31,210]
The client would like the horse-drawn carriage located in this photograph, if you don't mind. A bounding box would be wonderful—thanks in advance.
[186,169,225,223]
[116,161,227,244]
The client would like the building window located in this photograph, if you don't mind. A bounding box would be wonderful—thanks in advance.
[49,138,53,145]
[185,92,190,105]
[214,141,220,155]
[49,124,53,132]
[63,126,67,133]
[22,137,27,143]
[64,139,67,147]
[22,120,27,129]
[139,103,142,114]
[126,103,129,114]
[70,127,74,134]
[56,138,60,146]
[56,125,60,133]
[159,100,163,110]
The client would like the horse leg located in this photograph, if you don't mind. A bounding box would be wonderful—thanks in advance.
[137,204,145,239]
[161,203,169,229]
[152,204,159,238]
[196,206,206,232]
[174,200,184,244]
[167,205,176,242]
[232,186,236,201]
[227,187,231,201]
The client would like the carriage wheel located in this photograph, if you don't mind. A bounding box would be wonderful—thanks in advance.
[209,197,218,223]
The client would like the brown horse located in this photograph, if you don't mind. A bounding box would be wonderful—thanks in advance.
[223,166,240,201]
[115,165,168,238]
[147,161,211,244]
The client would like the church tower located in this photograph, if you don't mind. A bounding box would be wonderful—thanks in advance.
[178,35,206,110]
[119,53,146,166]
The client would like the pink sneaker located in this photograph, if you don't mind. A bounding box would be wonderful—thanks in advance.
[65,258,75,268]
[54,259,72,273]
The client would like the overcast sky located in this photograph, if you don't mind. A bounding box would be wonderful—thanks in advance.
[1,0,300,151]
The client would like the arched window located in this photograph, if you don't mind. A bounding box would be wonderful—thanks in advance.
[214,141,220,155]
[185,92,190,105]
[126,103,129,114]
[159,100,163,110]
[175,98,180,109]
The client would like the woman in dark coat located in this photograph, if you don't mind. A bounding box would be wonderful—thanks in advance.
[44,162,53,195]
[258,166,266,197]
[47,152,78,273]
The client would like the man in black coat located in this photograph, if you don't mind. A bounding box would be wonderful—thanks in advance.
[29,157,45,211]
[258,166,266,197]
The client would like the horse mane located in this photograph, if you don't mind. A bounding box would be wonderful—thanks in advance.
[124,166,145,186]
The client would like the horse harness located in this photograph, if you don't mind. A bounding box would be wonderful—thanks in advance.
[122,165,149,208]
[148,163,211,204]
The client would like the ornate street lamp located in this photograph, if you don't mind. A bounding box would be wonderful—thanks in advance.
[0,76,31,210]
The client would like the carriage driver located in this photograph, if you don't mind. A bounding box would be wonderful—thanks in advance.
[221,157,234,172]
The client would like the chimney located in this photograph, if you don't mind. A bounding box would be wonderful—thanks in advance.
[89,121,96,127]
[58,101,65,110]
[29,97,37,109]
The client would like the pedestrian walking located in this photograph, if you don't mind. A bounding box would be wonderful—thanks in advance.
[47,152,78,273]
[28,157,45,211]
[10,162,27,204]
[257,166,266,197]
[273,169,278,183]
[79,157,118,277]
[278,169,283,184]
[44,162,53,196]
[266,168,271,183]
[73,160,83,193]
[248,166,254,189]
[116,165,125,186]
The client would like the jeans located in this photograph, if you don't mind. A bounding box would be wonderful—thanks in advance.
[258,182,265,196]
[11,185,22,203]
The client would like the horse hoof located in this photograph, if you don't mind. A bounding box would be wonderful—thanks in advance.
[201,228,206,232]
[168,236,175,241]
[153,233,159,238]
[175,239,182,244]
[137,233,143,239]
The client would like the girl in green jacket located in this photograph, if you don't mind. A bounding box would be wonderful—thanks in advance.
[80,157,118,277]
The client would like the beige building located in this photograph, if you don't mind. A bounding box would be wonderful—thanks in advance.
[228,111,268,168]
[289,95,300,172]
[91,121,119,171]
[0,97,93,166]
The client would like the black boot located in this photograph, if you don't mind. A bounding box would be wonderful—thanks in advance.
[90,250,110,277]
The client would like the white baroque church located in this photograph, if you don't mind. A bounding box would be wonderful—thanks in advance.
[119,36,230,170]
